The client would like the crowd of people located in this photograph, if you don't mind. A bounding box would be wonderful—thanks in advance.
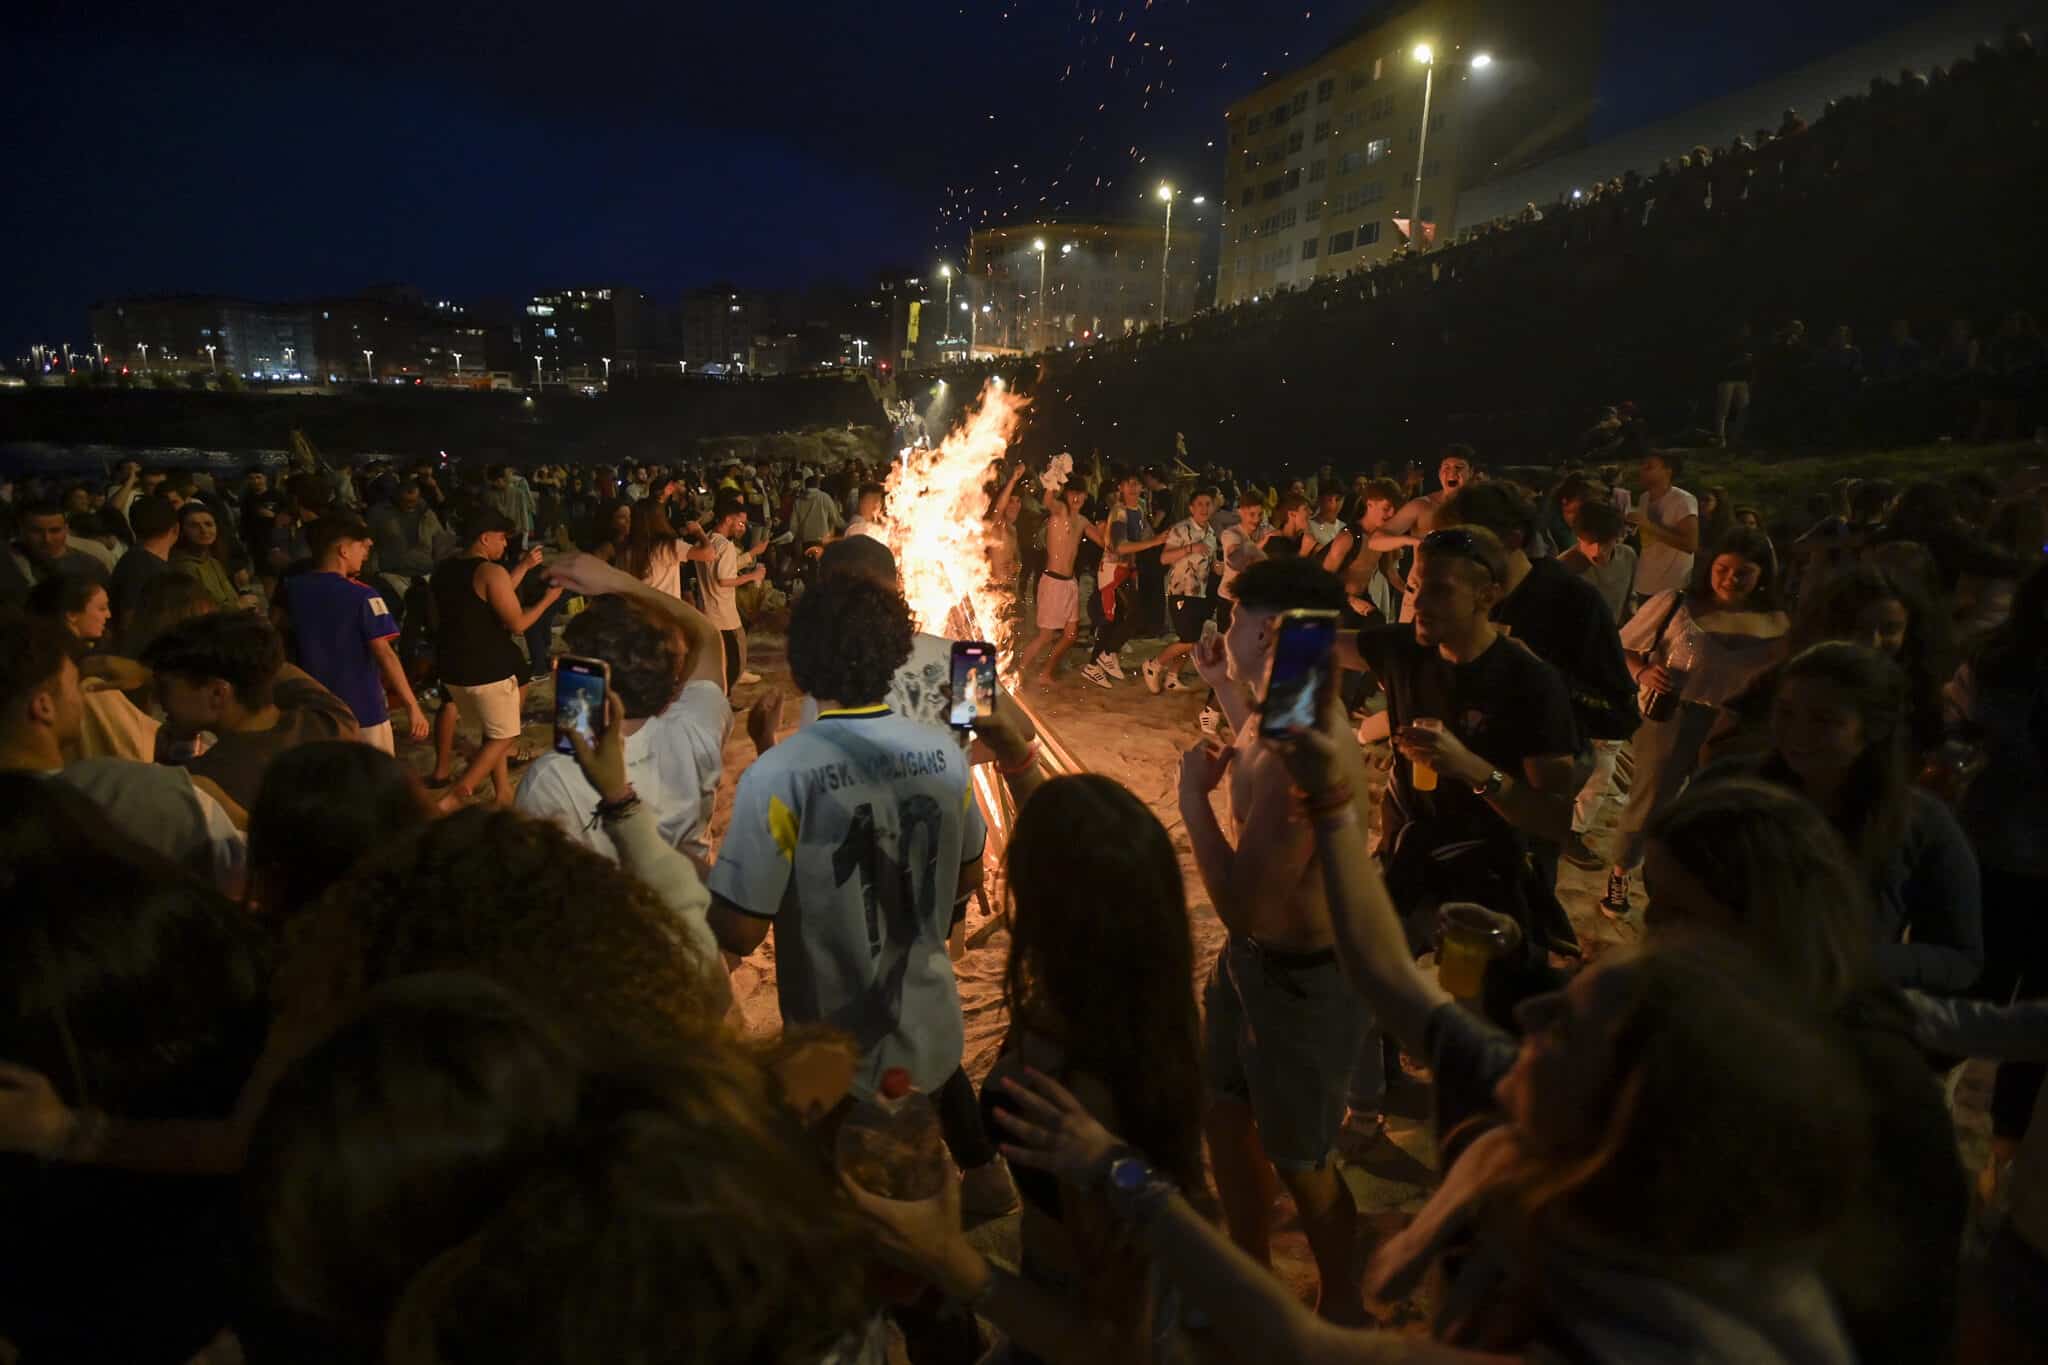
[902,26,2044,468]
[1,409,2045,1363]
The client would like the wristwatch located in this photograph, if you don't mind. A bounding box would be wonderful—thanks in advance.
[1471,768,1508,799]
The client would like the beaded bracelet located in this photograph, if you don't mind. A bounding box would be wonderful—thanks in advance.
[594,789,641,822]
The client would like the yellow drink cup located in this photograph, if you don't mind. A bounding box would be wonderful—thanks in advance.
[1409,717,1443,792]
[1436,902,1523,1001]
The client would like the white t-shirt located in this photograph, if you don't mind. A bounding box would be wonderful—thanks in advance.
[844,516,890,545]
[640,540,684,599]
[516,678,732,863]
[49,759,247,894]
[1632,485,1699,598]
[695,533,742,630]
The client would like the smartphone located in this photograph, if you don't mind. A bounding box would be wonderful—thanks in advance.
[553,654,611,755]
[948,641,999,730]
[1259,609,1340,739]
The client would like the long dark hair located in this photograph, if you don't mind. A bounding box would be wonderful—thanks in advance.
[1003,775,1205,1196]
[1967,559,2048,689]
[1790,564,1950,751]
[1687,524,1780,611]
[1646,778,1872,1006]
[249,740,427,923]
[623,499,679,582]
[1763,642,1912,882]
[586,498,633,555]
[0,774,268,1117]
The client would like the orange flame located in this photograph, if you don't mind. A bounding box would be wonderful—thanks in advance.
[883,382,1029,666]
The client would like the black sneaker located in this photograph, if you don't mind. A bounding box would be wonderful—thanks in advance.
[1599,869,1631,920]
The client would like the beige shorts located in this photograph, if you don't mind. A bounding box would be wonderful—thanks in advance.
[448,676,523,740]
[1036,573,1080,631]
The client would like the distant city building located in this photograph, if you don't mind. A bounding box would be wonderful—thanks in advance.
[524,286,654,384]
[88,295,317,380]
[967,220,1206,353]
[310,285,513,384]
[680,286,802,372]
[1216,0,1605,305]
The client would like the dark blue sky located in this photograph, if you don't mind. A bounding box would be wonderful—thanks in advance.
[1,0,1942,356]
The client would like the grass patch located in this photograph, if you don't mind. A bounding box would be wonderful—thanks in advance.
[1677,440,2045,515]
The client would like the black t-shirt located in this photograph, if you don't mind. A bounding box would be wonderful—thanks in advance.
[1493,556,1638,742]
[1356,624,1580,849]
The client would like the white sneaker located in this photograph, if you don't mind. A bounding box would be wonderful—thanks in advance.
[1163,671,1187,692]
[1081,662,1113,689]
[1096,652,1127,681]
[735,671,763,686]
[1142,658,1164,694]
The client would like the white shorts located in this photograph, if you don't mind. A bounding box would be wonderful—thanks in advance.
[1036,573,1080,630]
[358,720,394,754]
[448,676,524,740]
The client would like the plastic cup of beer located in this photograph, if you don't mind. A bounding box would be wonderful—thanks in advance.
[1436,902,1522,1000]
[1409,717,1444,792]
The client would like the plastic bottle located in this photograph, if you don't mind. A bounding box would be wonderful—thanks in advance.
[835,1067,948,1203]
[1640,617,1700,723]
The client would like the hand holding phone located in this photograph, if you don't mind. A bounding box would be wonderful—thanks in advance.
[1258,609,1340,739]
[948,641,999,731]
[554,655,612,757]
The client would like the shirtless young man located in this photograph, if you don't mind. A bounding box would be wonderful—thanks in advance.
[984,463,1026,588]
[1320,477,1416,623]
[1382,448,1474,622]
[1014,481,1092,688]
[1180,554,1367,1324]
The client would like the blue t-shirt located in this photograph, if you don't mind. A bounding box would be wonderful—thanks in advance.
[710,705,986,1092]
[283,572,398,725]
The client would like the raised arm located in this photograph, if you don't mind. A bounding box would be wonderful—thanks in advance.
[546,551,723,687]
[480,552,564,635]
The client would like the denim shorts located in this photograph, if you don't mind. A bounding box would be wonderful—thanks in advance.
[1202,936,1366,1171]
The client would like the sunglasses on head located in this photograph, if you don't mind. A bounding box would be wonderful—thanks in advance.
[1419,527,1500,582]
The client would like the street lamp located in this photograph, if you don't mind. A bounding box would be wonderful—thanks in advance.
[1155,183,1203,328]
[92,342,105,368]
[938,264,953,331]
[363,349,375,384]
[450,350,462,378]
[138,344,149,370]
[1408,45,1494,253]
[601,356,612,383]
[1032,238,1048,351]
[533,355,543,390]
[282,346,295,374]
[204,343,217,373]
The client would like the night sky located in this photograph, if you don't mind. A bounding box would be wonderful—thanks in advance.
[2,0,1943,356]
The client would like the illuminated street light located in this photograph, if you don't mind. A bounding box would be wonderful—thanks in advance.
[533,354,543,390]
[450,350,463,377]
[1033,238,1049,351]
[1407,45,1497,254]
[363,349,375,384]
[601,356,612,383]
[938,263,954,334]
[204,343,217,373]
[1156,182,1203,329]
